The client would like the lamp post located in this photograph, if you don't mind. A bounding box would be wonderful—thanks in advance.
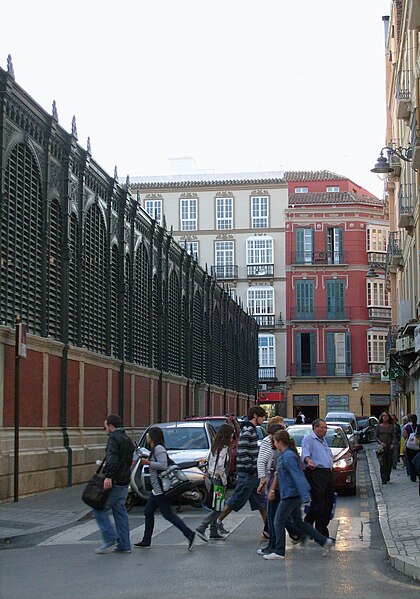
[370,145,412,174]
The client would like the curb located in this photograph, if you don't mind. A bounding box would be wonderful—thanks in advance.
[366,449,420,581]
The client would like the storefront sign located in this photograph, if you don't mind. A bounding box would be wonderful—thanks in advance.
[258,391,284,403]
[370,394,390,406]
[326,395,349,410]
[293,395,319,406]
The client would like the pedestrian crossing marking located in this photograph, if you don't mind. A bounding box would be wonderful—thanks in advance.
[360,501,368,507]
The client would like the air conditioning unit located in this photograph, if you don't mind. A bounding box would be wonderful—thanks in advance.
[381,369,390,381]
[258,383,268,391]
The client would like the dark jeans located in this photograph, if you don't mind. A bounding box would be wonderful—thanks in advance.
[379,447,393,483]
[304,468,334,537]
[142,493,193,544]
[405,448,420,482]
[266,492,300,551]
[273,496,328,557]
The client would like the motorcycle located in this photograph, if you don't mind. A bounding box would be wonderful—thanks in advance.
[126,446,208,511]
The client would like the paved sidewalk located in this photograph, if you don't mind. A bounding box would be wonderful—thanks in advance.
[366,446,420,581]
[0,484,90,542]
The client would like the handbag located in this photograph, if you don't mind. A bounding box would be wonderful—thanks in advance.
[205,449,222,509]
[158,453,192,499]
[212,481,225,512]
[81,458,110,510]
[375,444,385,464]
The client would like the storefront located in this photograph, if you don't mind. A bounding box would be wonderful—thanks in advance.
[258,391,286,418]
[293,394,319,423]
[370,394,391,418]
[326,395,349,412]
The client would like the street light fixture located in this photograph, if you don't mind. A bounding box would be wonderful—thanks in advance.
[370,145,412,174]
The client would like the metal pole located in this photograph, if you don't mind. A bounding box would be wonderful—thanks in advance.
[14,316,20,502]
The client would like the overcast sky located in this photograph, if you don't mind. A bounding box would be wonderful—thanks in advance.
[1,0,390,197]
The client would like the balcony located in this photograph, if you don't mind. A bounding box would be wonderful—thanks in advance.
[289,306,350,321]
[386,325,399,354]
[369,363,384,375]
[368,307,392,321]
[386,232,403,274]
[367,252,387,268]
[396,71,411,120]
[247,264,274,278]
[253,314,275,328]
[291,251,347,266]
[398,183,414,229]
[411,113,420,168]
[289,362,352,377]
[211,265,238,279]
[258,367,277,381]
[409,0,420,30]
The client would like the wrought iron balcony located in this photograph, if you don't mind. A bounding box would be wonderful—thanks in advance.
[289,306,350,321]
[367,252,387,268]
[253,314,275,328]
[211,265,238,279]
[258,367,277,381]
[396,71,411,120]
[289,362,352,377]
[247,264,274,277]
[411,112,420,168]
[386,325,399,354]
[291,251,347,266]
[385,232,403,274]
[398,183,414,229]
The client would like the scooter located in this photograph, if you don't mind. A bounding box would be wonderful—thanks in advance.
[126,446,208,511]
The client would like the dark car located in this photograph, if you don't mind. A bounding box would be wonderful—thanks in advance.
[356,416,379,443]
[287,424,360,495]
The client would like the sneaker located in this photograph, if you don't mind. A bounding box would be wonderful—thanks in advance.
[95,540,118,554]
[217,522,230,535]
[187,533,195,551]
[263,552,285,560]
[209,532,225,540]
[195,529,208,542]
[134,540,151,548]
[257,546,271,555]
[322,538,335,557]
[112,547,131,554]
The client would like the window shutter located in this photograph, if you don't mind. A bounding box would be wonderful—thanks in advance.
[337,228,343,262]
[296,280,314,318]
[327,331,335,375]
[345,331,352,375]
[296,332,302,375]
[309,332,316,375]
[296,229,304,263]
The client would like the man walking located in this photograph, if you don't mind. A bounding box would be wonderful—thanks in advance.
[93,414,135,554]
[216,406,267,535]
[301,418,334,537]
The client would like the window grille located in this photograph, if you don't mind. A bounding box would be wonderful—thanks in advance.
[133,244,150,366]
[48,200,62,340]
[124,255,131,360]
[227,318,235,389]
[110,245,119,357]
[181,295,188,376]
[212,307,221,385]
[192,291,203,380]
[167,271,180,374]
[152,274,159,369]
[68,214,79,345]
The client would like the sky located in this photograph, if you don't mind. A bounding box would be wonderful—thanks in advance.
[1,0,391,198]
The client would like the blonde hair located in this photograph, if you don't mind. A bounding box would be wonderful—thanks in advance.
[267,416,284,427]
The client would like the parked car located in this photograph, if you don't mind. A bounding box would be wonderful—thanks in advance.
[284,418,297,428]
[287,424,360,495]
[184,415,241,485]
[356,416,379,443]
[326,421,363,452]
[325,411,359,432]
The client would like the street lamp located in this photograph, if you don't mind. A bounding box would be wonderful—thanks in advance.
[370,145,412,174]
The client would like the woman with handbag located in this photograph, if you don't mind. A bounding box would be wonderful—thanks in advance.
[195,424,233,541]
[403,414,419,482]
[134,427,195,550]
[376,412,396,484]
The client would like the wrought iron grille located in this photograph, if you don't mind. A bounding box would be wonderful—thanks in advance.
[167,271,180,374]
[192,291,203,380]
[133,244,150,366]
[48,200,62,339]
[110,245,119,357]
[68,214,79,345]
[212,306,221,386]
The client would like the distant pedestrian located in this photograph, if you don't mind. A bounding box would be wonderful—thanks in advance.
[263,430,334,560]
[195,424,233,541]
[392,414,401,469]
[295,411,305,424]
[93,414,135,554]
[403,414,419,482]
[216,406,267,532]
[301,418,334,537]
[376,411,396,484]
[134,427,195,550]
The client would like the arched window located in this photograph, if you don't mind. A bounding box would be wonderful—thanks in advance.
[133,243,150,366]
[48,199,62,339]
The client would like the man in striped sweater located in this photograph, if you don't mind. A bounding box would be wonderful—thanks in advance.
[216,406,267,531]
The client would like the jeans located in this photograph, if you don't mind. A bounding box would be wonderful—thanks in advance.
[93,484,130,551]
[273,496,327,557]
[226,473,266,512]
[266,492,301,550]
[405,448,420,482]
[143,493,193,544]
[197,509,220,535]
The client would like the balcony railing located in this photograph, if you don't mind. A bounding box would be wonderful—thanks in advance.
[386,232,403,274]
[247,264,274,278]
[367,252,387,267]
[398,183,414,229]
[412,112,420,168]
[258,367,277,381]
[368,307,392,320]
[253,314,275,328]
[386,325,399,354]
[211,265,238,279]
[369,363,384,375]
[289,306,350,321]
[291,251,347,265]
[289,362,352,377]
[396,71,411,119]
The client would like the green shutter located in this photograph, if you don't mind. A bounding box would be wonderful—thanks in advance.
[296,229,304,263]
[337,228,343,263]
[296,280,314,318]
[327,280,345,318]
[296,332,302,375]
[327,331,335,375]
[345,331,352,375]
[309,332,316,375]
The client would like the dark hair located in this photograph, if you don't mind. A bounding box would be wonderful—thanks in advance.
[106,414,123,428]
[273,430,299,457]
[267,423,284,435]
[312,418,326,429]
[247,405,266,420]
[409,413,418,427]
[211,424,234,454]
[379,411,392,424]
[148,426,165,448]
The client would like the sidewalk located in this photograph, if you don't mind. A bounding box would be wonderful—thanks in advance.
[0,484,90,543]
[366,446,420,581]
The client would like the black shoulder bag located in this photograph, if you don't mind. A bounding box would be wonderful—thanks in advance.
[81,458,111,510]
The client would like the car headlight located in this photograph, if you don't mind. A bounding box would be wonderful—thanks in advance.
[333,456,354,469]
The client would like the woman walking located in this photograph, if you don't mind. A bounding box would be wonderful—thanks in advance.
[403,414,419,482]
[263,430,334,560]
[195,424,233,541]
[376,412,395,484]
[134,427,195,550]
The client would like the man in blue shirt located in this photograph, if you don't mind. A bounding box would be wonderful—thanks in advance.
[301,418,334,537]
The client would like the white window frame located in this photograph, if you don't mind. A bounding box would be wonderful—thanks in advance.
[144,199,162,226]
[247,286,275,315]
[246,236,274,265]
[251,195,269,228]
[366,227,388,252]
[215,240,234,276]
[295,187,309,193]
[186,241,199,262]
[367,280,389,307]
[180,198,197,231]
[216,196,233,230]
[258,334,276,367]
[326,186,340,192]
[367,330,388,363]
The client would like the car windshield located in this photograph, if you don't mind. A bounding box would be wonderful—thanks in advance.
[288,427,348,449]
[326,416,352,423]
[141,427,209,451]
[357,418,369,428]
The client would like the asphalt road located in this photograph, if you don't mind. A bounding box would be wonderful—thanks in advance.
[1,452,419,599]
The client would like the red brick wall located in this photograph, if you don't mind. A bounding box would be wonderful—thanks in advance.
[48,355,62,427]
[67,360,79,427]
[84,364,107,426]
[134,376,150,426]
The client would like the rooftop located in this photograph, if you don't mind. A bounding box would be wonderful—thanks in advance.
[130,171,286,189]
[288,191,383,206]
[284,170,348,182]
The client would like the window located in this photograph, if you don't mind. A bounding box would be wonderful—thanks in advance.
[186,241,199,261]
[180,198,197,230]
[295,228,314,263]
[326,279,345,318]
[366,227,387,252]
[251,195,269,228]
[367,330,387,363]
[215,240,234,278]
[295,187,308,193]
[296,280,314,318]
[367,280,389,307]
[326,186,340,192]
[296,332,316,375]
[216,196,233,229]
[258,334,275,367]
[246,237,273,264]
[247,287,275,315]
[144,199,162,226]
[326,227,343,263]
[326,331,351,375]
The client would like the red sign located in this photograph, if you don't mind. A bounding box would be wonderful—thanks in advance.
[258,391,284,403]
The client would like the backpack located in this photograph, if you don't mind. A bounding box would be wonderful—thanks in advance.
[406,424,419,450]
